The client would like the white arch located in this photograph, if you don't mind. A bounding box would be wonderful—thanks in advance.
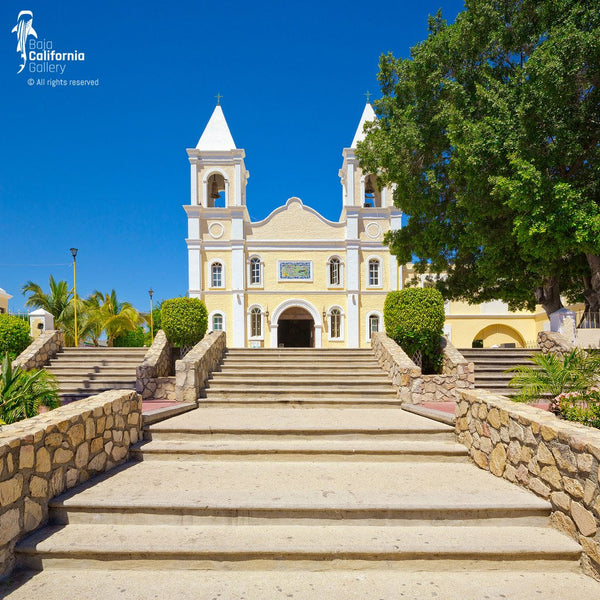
[270,298,323,348]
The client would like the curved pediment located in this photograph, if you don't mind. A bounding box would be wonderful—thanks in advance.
[248,198,344,241]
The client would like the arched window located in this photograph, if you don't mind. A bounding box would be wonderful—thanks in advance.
[368,259,380,287]
[212,313,224,331]
[211,262,223,287]
[328,257,341,286]
[249,256,262,286]
[250,307,262,338]
[330,308,341,339]
[369,314,379,339]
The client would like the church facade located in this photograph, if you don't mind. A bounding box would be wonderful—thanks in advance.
[185,103,401,348]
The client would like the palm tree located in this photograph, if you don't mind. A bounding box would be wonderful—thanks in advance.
[22,275,72,321]
[507,350,600,402]
[0,354,60,425]
[87,290,140,347]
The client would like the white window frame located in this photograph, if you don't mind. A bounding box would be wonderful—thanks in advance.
[366,311,382,342]
[366,256,382,289]
[327,306,345,341]
[327,256,343,288]
[209,311,226,332]
[248,255,263,288]
[208,259,225,289]
[248,305,264,341]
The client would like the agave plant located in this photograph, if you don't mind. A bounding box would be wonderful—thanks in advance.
[507,349,600,402]
[0,354,60,425]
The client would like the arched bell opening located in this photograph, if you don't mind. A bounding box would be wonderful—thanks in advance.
[363,174,382,208]
[207,172,226,207]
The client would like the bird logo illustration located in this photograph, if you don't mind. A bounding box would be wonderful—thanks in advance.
[12,10,37,74]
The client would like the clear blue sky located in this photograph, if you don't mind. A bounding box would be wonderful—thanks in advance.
[1,0,465,313]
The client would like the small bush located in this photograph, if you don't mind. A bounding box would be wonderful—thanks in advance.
[114,326,146,347]
[0,315,31,360]
[554,388,600,429]
[161,298,208,349]
[383,288,445,373]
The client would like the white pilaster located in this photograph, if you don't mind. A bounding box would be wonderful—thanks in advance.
[346,163,355,207]
[190,159,198,205]
[347,294,359,348]
[231,243,246,347]
[234,162,242,206]
[188,245,201,295]
[314,324,322,348]
[232,293,245,347]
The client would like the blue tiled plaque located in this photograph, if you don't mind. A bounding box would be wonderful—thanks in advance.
[278,261,312,281]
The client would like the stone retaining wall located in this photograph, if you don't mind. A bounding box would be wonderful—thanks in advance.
[13,330,63,371]
[538,330,575,356]
[136,330,174,400]
[372,332,474,404]
[456,388,600,579]
[175,331,226,403]
[0,389,142,579]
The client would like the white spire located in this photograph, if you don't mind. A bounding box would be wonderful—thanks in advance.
[196,105,237,151]
[351,102,377,148]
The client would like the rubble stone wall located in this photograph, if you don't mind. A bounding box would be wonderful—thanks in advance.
[0,389,142,579]
[456,388,600,579]
[12,330,63,371]
[175,331,226,403]
[371,332,474,404]
[136,330,174,400]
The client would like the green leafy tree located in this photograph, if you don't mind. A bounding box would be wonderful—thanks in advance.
[0,314,31,360]
[357,1,599,316]
[384,288,445,373]
[0,354,60,425]
[161,298,208,354]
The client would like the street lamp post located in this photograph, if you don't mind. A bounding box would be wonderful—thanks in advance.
[70,248,78,347]
[149,288,154,344]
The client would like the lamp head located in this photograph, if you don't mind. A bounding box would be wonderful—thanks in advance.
[70,248,78,259]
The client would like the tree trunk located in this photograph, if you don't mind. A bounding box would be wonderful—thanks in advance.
[584,254,600,314]
[534,276,563,316]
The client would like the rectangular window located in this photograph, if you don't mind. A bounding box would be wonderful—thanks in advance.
[369,260,380,286]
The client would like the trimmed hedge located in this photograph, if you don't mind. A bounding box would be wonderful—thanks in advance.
[383,288,445,373]
[0,314,31,360]
[114,326,146,347]
[161,297,208,348]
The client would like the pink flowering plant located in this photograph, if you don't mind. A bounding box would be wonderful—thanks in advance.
[552,387,600,429]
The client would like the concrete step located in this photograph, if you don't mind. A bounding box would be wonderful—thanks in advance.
[204,384,397,395]
[56,381,136,392]
[132,439,468,461]
[219,359,381,369]
[215,366,385,376]
[3,568,599,600]
[225,348,375,356]
[48,357,143,365]
[16,523,581,571]
[46,367,138,376]
[144,407,455,441]
[44,460,553,527]
[207,376,393,387]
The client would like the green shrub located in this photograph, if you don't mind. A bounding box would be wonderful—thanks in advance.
[0,315,31,360]
[161,298,208,349]
[383,288,445,373]
[114,326,146,347]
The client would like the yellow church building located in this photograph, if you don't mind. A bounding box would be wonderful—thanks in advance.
[185,103,551,349]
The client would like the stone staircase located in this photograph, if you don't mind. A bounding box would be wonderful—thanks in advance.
[459,347,542,397]
[45,347,147,403]
[4,347,600,599]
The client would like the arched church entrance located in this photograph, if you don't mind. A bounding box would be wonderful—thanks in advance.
[277,307,314,347]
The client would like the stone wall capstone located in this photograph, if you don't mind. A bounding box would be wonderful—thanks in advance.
[538,330,576,356]
[136,330,174,400]
[12,329,63,371]
[456,388,600,580]
[0,389,142,579]
[371,332,474,404]
[175,331,226,403]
